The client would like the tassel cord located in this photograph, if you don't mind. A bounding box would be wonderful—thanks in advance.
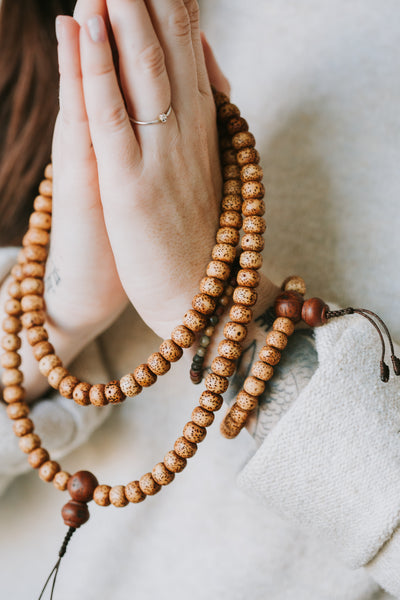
[37,527,76,600]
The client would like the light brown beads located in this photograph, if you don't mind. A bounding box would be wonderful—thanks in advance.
[199,390,223,412]
[119,374,142,398]
[125,481,146,503]
[236,390,258,411]
[93,485,112,507]
[12,418,34,437]
[104,380,126,403]
[152,463,175,486]
[233,286,257,307]
[38,354,61,377]
[236,268,260,288]
[6,402,29,419]
[239,251,263,270]
[183,309,208,332]
[243,376,265,397]
[48,367,69,390]
[212,243,236,264]
[222,194,242,211]
[273,317,295,336]
[73,382,92,406]
[159,339,183,362]
[26,326,48,345]
[133,364,157,388]
[191,406,215,428]
[241,233,264,253]
[32,341,54,361]
[53,471,71,492]
[1,351,21,369]
[204,372,229,394]
[240,163,263,182]
[259,345,281,366]
[110,485,129,507]
[199,277,225,298]
[89,384,108,406]
[171,325,195,348]
[164,450,187,473]
[251,361,274,381]
[192,293,217,315]
[211,356,236,377]
[147,352,171,376]
[19,433,41,453]
[39,461,60,482]
[28,448,49,469]
[174,436,197,458]
[243,216,266,234]
[229,304,253,324]
[206,260,231,280]
[59,375,80,399]
[219,212,242,230]
[223,321,247,342]
[217,339,242,360]
[2,333,21,351]
[281,275,306,296]
[265,330,288,351]
[139,473,161,495]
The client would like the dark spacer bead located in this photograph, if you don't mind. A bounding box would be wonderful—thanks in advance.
[191,363,203,372]
[301,297,329,327]
[274,291,304,323]
[61,500,90,528]
[209,315,219,326]
[67,470,99,503]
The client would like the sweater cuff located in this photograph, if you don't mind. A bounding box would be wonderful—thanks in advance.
[237,314,400,570]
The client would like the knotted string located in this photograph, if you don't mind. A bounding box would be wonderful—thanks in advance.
[37,527,76,600]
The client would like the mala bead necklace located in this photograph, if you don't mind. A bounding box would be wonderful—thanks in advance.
[1,89,398,598]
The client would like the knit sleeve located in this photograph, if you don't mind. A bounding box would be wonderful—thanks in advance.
[237,313,400,596]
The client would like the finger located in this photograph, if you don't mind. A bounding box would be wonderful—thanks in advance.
[183,0,210,95]
[79,14,140,175]
[105,0,174,136]
[200,32,231,97]
[73,0,108,24]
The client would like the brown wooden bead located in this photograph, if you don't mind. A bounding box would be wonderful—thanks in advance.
[23,244,47,263]
[183,309,207,332]
[213,89,230,108]
[89,383,109,406]
[28,447,49,468]
[199,390,223,412]
[44,163,53,179]
[19,432,41,453]
[274,291,304,323]
[241,233,265,253]
[62,500,90,528]
[204,372,229,394]
[222,148,238,165]
[33,341,54,361]
[233,287,258,307]
[243,376,266,396]
[192,293,217,316]
[281,275,307,296]
[240,163,263,182]
[242,181,265,200]
[6,402,29,419]
[223,164,241,179]
[239,251,263,270]
[159,339,183,362]
[217,339,242,360]
[105,380,126,402]
[251,361,274,381]
[164,450,187,473]
[34,195,52,213]
[93,484,111,506]
[226,116,248,135]
[139,473,161,496]
[147,352,171,376]
[221,194,242,211]
[174,436,198,458]
[223,179,242,195]
[7,281,22,299]
[219,211,242,230]
[243,216,266,235]
[39,460,60,482]
[236,147,260,166]
[236,390,258,411]
[242,199,266,218]
[2,368,23,386]
[48,366,69,390]
[11,264,23,281]
[68,470,99,502]
[236,269,261,288]
[212,243,236,264]
[171,325,196,348]
[20,277,44,296]
[21,294,44,312]
[198,278,224,299]
[22,228,49,247]
[1,351,21,369]
[229,304,253,324]
[265,330,288,351]
[259,345,281,366]
[216,226,240,246]
[26,326,48,345]
[1,334,21,351]
[39,354,62,377]
[53,471,71,492]
[211,356,236,377]
[206,260,231,281]
[218,102,240,121]
[229,403,249,425]
[301,298,329,327]
[21,310,45,329]
[22,261,45,279]
[125,481,146,503]
[191,406,215,428]
[220,413,242,439]
[39,179,52,197]
[73,382,92,406]
[2,316,22,334]
[29,211,52,231]
[183,421,207,443]
[223,321,247,342]
[152,463,175,486]
[12,417,34,437]
[273,317,295,336]
[59,375,80,399]
[109,485,129,507]
[119,374,142,398]
[232,131,255,150]
[4,299,21,316]
[132,365,157,389]
[3,385,25,403]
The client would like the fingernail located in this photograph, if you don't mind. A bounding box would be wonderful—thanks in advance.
[55,16,63,43]
[86,15,106,43]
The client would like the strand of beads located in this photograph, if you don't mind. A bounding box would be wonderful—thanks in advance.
[220,275,307,439]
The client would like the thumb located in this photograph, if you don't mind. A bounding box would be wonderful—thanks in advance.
[200,31,231,96]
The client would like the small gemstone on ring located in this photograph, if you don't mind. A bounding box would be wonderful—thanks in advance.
[159,113,168,123]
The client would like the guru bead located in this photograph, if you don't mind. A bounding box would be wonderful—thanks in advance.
[67,470,99,503]
[274,291,303,323]
[301,297,330,327]
[62,500,90,528]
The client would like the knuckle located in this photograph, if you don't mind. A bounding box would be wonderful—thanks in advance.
[99,103,127,131]
[89,61,115,79]
[169,4,191,41]
[184,0,200,27]
[137,43,165,79]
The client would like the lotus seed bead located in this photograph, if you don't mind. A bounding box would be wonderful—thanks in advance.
[59,375,80,399]
[21,294,44,312]
[39,460,60,482]
[28,448,49,469]
[3,385,25,403]
[2,368,23,386]
[265,330,288,350]
[199,277,224,298]
[273,317,295,336]
[23,228,49,247]
[20,277,44,296]
[192,293,217,316]
[11,264,23,281]
[216,226,240,246]
[164,450,187,473]
[174,436,198,458]
[239,251,263,270]
[218,102,240,121]
[243,216,266,234]
[251,361,274,381]
[7,281,22,299]
[38,354,61,377]
[125,481,146,504]
[204,372,229,394]
[6,402,29,419]
[281,275,307,296]
[259,345,281,366]
[183,421,207,443]
[33,341,54,361]
[1,351,21,369]
[242,199,265,217]
[220,414,242,439]
[139,473,161,496]
[183,309,207,332]
[29,211,52,230]
[26,326,48,345]
[34,195,52,213]
[147,352,171,376]
[223,164,241,179]
[217,339,242,360]
[5,299,21,316]
[219,211,242,230]
[21,310,45,329]
[53,471,71,492]
[22,262,45,279]
[240,163,263,182]
[221,194,242,211]
[2,334,21,351]
[12,417,34,437]
[223,321,247,342]
[2,316,22,334]
[73,382,92,406]
[244,376,266,396]
[89,384,108,406]
[226,116,248,135]
[104,380,126,403]
[229,403,249,426]
[159,339,183,362]
[236,390,258,411]
[48,366,69,389]
[229,304,253,324]
[39,179,52,197]
[236,269,261,288]
[212,244,236,263]
[211,356,235,377]
[232,131,255,150]
[213,89,230,108]
[171,325,195,348]
[207,260,231,280]
[222,148,237,165]
[199,390,223,412]
[93,485,111,506]
[152,463,175,486]
[233,287,258,307]
[223,179,242,195]
[191,406,215,428]
[19,433,41,453]
[110,485,129,507]
[241,234,265,253]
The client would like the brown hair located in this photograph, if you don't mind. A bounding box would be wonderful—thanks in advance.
[0,0,76,246]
